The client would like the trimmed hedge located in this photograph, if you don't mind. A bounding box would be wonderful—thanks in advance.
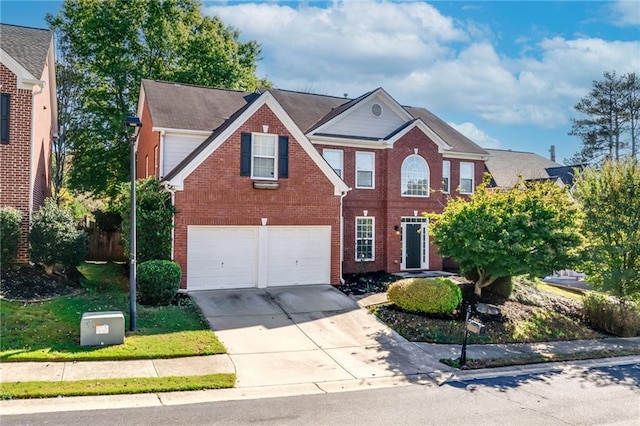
[387,277,462,315]
[582,292,640,337]
[137,260,182,306]
[0,207,23,266]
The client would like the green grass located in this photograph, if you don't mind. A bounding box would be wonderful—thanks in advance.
[0,262,225,362]
[537,282,585,301]
[0,374,236,400]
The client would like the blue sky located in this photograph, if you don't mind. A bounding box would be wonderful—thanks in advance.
[2,1,639,163]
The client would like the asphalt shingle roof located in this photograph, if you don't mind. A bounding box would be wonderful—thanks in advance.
[0,23,52,79]
[143,79,489,159]
[484,148,561,187]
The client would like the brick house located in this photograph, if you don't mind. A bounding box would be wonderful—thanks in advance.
[0,24,57,264]
[135,80,488,290]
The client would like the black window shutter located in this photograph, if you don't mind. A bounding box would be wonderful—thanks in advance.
[278,135,289,178]
[0,94,9,145]
[240,132,251,176]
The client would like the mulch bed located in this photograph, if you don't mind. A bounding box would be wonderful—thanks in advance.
[0,266,82,302]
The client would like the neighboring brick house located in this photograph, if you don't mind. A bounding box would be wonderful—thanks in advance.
[135,79,488,290]
[0,24,57,264]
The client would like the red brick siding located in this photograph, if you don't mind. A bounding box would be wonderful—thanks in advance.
[136,97,160,179]
[0,63,34,263]
[173,104,342,288]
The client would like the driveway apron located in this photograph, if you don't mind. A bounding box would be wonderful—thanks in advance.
[190,285,451,388]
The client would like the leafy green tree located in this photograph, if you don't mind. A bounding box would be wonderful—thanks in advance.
[573,158,640,299]
[429,180,582,297]
[569,71,639,164]
[114,177,175,263]
[47,0,268,197]
[30,199,87,274]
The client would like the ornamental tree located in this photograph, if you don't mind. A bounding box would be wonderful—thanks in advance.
[573,158,640,299]
[429,180,582,297]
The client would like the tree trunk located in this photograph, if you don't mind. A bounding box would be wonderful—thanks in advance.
[44,264,55,275]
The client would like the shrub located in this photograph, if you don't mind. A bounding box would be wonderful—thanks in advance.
[137,260,182,306]
[387,277,462,315]
[582,292,640,337]
[0,207,23,266]
[30,199,87,274]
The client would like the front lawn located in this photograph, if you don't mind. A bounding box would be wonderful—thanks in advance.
[0,262,225,362]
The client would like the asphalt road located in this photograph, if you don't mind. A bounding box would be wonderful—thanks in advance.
[4,363,639,426]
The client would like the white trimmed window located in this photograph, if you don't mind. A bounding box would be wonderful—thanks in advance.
[401,155,429,197]
[355,216,374,261]
[460,162,474,194]
[154,145,159,177]
[356,151,374,188]
[443,160,450,194]
[323,149,343,178]
[252,133,277,179]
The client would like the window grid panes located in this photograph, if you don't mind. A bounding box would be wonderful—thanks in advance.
[323,149,343,178]
[355,217,374,261]
[460,162,474,194]
[252,133,276,179]
[401,155,429,197]
[356,152,374,188]
[443,160,450,193]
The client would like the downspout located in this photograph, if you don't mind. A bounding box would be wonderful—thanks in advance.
[28,82,45,227]
[339,189,350,284]
[159,130,165,178]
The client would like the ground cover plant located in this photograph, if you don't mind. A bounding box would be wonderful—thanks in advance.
[0,262,225,361]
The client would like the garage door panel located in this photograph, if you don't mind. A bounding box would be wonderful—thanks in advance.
[187,227,258,290]
[267,226,331,286]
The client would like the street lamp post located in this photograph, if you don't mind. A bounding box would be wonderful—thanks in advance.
[125,116,142,331]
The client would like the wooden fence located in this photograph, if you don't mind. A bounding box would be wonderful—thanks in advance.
[85,224,128,262]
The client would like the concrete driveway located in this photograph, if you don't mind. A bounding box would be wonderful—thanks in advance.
[190,285,452,389]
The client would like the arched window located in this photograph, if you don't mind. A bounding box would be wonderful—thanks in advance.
[401,155,429,197]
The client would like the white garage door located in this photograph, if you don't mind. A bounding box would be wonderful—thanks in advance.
[187,225,331,290]
[267,226,331,286]
[187,226,258,290]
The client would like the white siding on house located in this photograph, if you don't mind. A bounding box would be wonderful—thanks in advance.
[323,96,406,139]
[162,133,206,177]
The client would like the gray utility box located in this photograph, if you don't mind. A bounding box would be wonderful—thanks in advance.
[80,311,125,346]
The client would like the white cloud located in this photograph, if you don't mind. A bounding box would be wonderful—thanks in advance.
[448,122,501,148]
[202,1,640,130]
[609,0,640,26]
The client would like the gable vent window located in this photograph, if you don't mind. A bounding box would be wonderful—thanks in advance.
[1,93,9,145]
[371,103,383,118]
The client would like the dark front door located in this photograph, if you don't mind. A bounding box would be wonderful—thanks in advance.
[405,223,422,269]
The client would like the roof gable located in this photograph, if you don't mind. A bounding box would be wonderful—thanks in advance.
[164,91,349,195]
[0,24,51,81]
[309,88,414,140]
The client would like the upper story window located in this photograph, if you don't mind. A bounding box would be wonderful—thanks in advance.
[240,132,289,180]
[460,162,474,194]
[355,216,375,261]
[356,151,374,189]
[1,93,9,145]
[252,133,277,179]
[401,155,429,197]
[323,149,343,179]
[443,160,450,194]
